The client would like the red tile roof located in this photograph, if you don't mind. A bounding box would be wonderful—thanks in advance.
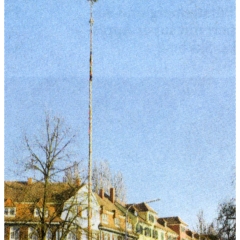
[4,198,15,207]
[4,181,81,223]
[5,181,80,202]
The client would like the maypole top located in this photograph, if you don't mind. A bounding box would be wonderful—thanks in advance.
[89,0,98,3]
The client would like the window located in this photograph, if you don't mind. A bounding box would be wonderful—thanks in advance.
[34,208,48,218]
[28,227,38,240]
[103,233,109,240]
[149,214,154,223]
[136,224,143,234]
[56,230,62,239]
[10,227,20,240]
[114,218,120,227]
[181,226,185,232]
[153,230,158,239]
[46,230,52,240]
[102,214,108,224]
[5,207,16,217]
[81,208,88,218]
[161,232,164,240]
[113,235,118,240]
[145,228,151,237]
[126,222,132,231]
[67,232,77,240]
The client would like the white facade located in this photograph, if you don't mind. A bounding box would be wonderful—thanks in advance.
[61,185,101,232]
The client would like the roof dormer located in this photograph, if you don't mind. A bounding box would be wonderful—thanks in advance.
[4,199,16,217]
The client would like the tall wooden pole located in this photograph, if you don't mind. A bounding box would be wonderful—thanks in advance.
[88,1,93,240]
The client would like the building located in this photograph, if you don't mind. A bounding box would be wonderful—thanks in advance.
[5,179,204,240]
[4,179,100,240]
[95,188,137,240]
[158,217,199,240]
[123,203,178,240]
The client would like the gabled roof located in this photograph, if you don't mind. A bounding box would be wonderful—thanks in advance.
[94,193,139,236]
[116,202,178,236]
[127,202,157,214]
[4,181,85,223]
[159,216,188,226]
[94,192,123,215]
[154,219,178,235]
[4,181,80,203]
[157,218,167,226]
[4,198,15,207]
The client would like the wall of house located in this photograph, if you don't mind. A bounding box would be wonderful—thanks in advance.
[100,230,125,240]
[137,222,163,240]
[4,226,9,240]
[167,224,188,240]
[61,185,100,231]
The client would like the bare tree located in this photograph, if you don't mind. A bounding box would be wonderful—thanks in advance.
[112,171,127,202]
[195,210,208,237]
[64,161,83,184]
[216,198,236,240]
[194,210,219,240]
[5,114,90,240]
[92,160,127,202]
[92,160,112,194]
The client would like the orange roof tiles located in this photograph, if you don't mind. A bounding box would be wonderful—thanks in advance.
[5,181,80,202]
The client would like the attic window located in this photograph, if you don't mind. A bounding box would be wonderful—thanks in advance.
[102,214,108,224]
[4,207,16,217]
[149,214,154,223]
[126,222,132,231]
[181,226,185,232]
[34,208,48,218]
[114,218,120,227]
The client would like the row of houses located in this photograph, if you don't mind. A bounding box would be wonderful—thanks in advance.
[5,178,202,240]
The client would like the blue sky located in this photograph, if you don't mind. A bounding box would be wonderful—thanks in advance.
[5,0,235,229]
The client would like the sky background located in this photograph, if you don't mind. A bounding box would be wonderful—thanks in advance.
[4,0,235,230]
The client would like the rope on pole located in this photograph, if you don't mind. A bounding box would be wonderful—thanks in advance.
[88,1,93,240]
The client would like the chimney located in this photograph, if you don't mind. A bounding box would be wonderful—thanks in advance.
[101,205,105,214]
[164,221,167,227]
[75,178,81,186]
[113,209,118,218]
[99,188,104,199]
[27,178,32,185]
[110,188,115,203]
